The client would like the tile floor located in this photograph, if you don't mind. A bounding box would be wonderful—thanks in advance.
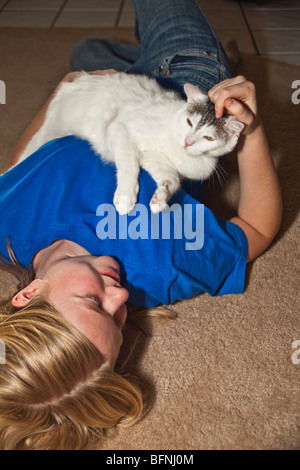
[0,0,299,66]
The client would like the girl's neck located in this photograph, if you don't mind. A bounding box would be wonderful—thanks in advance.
[32,240,90,278]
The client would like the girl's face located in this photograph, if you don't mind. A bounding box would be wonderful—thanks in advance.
[45,255,129,367]
[14,255,129,368]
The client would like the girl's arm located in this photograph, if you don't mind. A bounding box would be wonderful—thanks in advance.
[208,76,282,262]
[7,70,117,170]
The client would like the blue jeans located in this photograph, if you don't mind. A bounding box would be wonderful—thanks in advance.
[70,0,232,94]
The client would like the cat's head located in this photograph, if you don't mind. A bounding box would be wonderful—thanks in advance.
[177,83,244,158]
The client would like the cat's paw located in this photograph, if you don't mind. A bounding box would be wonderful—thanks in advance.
[150,200,169,213]
[114,194,136,215]
[150,187,169,213]
[113,186,138,215]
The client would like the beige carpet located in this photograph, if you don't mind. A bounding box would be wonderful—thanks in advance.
[0,27,299,450]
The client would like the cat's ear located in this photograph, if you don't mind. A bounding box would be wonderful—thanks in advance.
[224,115,244,139]
[184,83,207,104]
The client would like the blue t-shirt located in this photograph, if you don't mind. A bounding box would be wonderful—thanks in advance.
[0,136,248,307]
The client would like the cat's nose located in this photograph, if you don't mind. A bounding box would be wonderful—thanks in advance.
[185,140,193,148]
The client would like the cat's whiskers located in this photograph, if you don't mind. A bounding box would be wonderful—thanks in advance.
[208,161,230,190]
[216,162,230,188]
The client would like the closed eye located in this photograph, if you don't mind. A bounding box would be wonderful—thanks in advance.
[85,294,104,310]
[204,135,215,141]
[187,118,193,127]
[77,294,107,314]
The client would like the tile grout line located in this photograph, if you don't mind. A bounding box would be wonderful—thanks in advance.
[0,0,10,12]
[50,0,69,28]
[239,0,260,56]
[115,0,125,27]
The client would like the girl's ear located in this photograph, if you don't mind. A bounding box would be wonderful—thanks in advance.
[184,83,207,104]
[11,279,45,308]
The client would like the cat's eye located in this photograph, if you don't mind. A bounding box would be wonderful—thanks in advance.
[204,135,215,141]
[187,118,193,127]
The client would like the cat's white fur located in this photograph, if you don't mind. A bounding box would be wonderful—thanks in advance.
[17,72,244,214]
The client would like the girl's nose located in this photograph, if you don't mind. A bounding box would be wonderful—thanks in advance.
[102,285,129,319]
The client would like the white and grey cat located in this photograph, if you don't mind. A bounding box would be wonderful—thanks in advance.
[17,72,244,214]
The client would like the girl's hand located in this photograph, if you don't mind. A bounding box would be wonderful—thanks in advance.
[87,69,118,76]
[62,69,118,83]
[208,75,259,136]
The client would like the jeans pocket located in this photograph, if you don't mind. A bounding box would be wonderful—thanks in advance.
[160,49,231,92]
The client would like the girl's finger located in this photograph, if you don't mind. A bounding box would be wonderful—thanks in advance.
[213,81,257,118]
[224,98,255,128]
[208,75,247,102]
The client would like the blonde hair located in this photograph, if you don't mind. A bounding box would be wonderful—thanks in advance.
[0,242,147,450]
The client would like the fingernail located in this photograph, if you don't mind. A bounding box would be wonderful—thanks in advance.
[226,98,233,108]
